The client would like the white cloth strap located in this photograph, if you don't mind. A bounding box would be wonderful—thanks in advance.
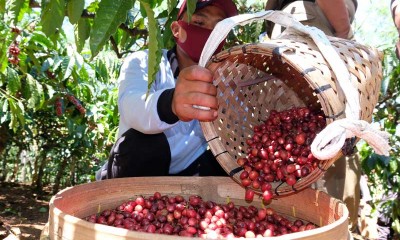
[311,119,391,159]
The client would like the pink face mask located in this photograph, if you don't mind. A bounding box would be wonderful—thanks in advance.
[175,20,225,63]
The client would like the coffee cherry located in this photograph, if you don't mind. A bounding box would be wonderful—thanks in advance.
[66,94,86,115]
[11,27,21,34]
[245,189,255,202]
[8,56,20,65]
[262,190,273,202]
[55,97,64,117]
[295,133,306,145]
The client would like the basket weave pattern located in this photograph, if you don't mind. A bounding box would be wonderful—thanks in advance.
[201,34,383,196]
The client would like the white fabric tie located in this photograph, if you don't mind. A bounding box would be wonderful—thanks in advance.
[311,119,391,160]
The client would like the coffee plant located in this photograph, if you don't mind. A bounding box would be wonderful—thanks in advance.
[353,2,400,236]
[0,0,263,193]
[358,47,400,235]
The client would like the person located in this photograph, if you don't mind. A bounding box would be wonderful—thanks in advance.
[96,0,238,180]
[263,0,361,232]
[264,0,357,40]
[392,0,400,59]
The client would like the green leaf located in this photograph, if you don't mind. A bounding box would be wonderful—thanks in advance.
[41,0,66,37]
[0,99,9,124]
[16,100,24,125]
[0,0,5,13]
[162,15,175,49]
[25,74,43,109]
[0,41,7,74]
[29,32,54,50]
[6,67,20,95]
[8,98,24,131]
[89,0,134,58]
[167,0,178,14]
[141,1,162,97]
[5,0,25,25]
[80,82,95,99]
[75,17,91,53]
[86,0,99,13]
[366,155,378,174]
[61,55,75,80]
[389,159,399,174]
[38,207,48,213]
[186,0,196,21]
[377,154,391,167]
[67,0,84,24]
[393,218,400,235]
[116,28,129,50]
[44,84,55,99]
[1,99,7,112]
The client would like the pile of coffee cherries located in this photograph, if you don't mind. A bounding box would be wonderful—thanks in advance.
[8,41,20,65]
[84,192,317,238]
[237,107,327,202]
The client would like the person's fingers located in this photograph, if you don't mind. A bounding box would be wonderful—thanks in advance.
[172,65,220,121]
[178,103,218,122]
[190,92,218,110]
[173,92,218,121]
[176,79,217,96]
[174,91,219,110]
[179,65,213,84]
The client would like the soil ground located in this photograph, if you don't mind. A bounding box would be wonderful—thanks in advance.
[0,182,51,240]
[0,182,369,240]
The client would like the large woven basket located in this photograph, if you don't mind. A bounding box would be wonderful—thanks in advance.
[46,177,351,240]
[199,11,383,197]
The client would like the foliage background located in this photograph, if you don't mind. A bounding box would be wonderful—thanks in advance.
[0,0,399,236]
[354,0,400,235]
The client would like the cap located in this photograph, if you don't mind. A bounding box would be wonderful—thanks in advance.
[177,0,238,20]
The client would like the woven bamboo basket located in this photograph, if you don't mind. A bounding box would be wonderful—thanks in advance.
[199,11,383,197]
[47,177,351,240]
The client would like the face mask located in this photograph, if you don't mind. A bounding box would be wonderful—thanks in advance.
[175,20,225,63]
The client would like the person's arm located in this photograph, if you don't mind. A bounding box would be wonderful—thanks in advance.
[118,50,178,134]
[391,0,400,59]
[118,50,218,134]
[316,0,351,39]
[264,0,280,37]
[265,0,279,11]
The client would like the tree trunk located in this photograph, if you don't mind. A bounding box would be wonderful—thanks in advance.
[52,156,68,194]
[70,157,76,186]
[0,148,9,182]
[34,152,47,193]
[9,149,23,182]
[32,153,39,186]
[0,125,7,155]
[10,158,19,182]
[0,125,9,182]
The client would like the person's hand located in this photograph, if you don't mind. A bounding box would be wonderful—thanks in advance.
[172,65,218,122]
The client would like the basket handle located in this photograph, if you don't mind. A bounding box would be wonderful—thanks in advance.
[200,11,360,119]
[199,10,390,159]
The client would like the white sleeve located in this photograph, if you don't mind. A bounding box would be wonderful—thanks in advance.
[117,50,177,134]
